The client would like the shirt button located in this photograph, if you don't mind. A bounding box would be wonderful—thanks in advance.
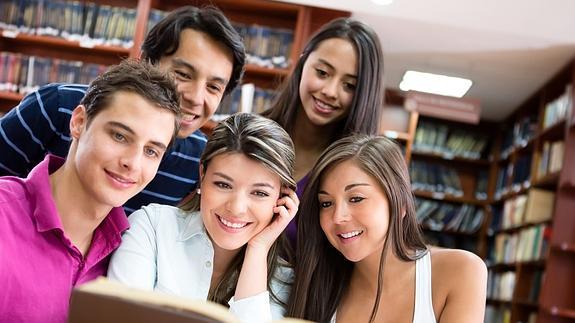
[205,261,212,268]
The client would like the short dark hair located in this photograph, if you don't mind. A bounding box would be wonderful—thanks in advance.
[142,6,246,96]
[264,17,384,139]
[80,59,181,146]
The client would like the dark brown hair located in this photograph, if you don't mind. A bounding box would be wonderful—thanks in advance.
[286,134,427,322]
[263,17,384,139]
[142,5,245,96]
[180,113,296,307]
[80,59,181,146]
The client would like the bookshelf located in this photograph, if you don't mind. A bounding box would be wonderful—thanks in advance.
[0,0,349,120]
[485,59,575,323]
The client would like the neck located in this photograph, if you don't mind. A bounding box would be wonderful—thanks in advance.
[49,162,112,255]
[352,247,407,295]
[292,109,338,151]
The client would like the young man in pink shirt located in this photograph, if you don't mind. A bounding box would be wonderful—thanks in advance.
[0,60,180,323]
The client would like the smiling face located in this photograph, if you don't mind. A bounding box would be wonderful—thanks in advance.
[159,29,233,138]
[200,152,282,252]
[69,91,176,208]
[318,159,390,263]
[298,37,358,127]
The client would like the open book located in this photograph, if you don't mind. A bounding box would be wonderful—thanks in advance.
[68,277,309,323]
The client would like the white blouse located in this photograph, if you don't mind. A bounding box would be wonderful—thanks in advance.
[108,204,292,323]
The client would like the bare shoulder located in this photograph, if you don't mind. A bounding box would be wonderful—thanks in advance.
[430,247,487,290]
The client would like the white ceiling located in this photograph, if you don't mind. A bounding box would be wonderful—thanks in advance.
[275,0,575,121]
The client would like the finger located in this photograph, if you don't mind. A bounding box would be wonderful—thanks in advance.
[281,187,299,206]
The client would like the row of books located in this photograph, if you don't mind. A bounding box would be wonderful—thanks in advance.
[413,121,489,160]
[490,189,555,231]
[499,115,537,159]
[543,84,572,129]
[416,198,484,233]
[487,271,515,301]
[0,0,137,48]
[410,161,463,196]
[214,83,275,118]
[146,9,294,69]
[536,140,565,179]
[489,224,550,264]
[0,51,106,94]
[494,155,532,199]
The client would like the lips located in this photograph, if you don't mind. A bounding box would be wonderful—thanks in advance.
[313,97,337,114]
[105,170,136,188]
[217,215,250,230]
[338,229,364,239]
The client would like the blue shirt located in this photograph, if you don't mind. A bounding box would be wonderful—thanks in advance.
[0,83,207,213]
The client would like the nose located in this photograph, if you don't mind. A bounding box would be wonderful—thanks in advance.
[119,146,143,172]
[321,78,338,100]
[178,80,205,108]
[332,202,350,224]
[226,192,248,215]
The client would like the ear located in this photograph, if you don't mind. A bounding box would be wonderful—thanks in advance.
[70,105,87,139]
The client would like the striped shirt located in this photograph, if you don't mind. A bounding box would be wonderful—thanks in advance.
[0,83,207,213]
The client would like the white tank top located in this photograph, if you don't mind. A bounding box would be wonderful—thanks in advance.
[330,251,436,323]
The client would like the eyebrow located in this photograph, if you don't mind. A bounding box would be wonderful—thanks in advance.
[213,172,276,189]
[108,121,167,151]
[318,183,370,195]
[317,59,357,79]
[172,58,228,86]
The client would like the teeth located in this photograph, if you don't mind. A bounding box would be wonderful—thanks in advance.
[340,230,363,239]
[182,113,198,121]
[315,98,335,111]
[218,216,248,229]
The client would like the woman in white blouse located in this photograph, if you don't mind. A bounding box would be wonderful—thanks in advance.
[108,113,298,323]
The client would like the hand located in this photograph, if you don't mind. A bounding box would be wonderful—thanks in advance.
[247,186,299,252]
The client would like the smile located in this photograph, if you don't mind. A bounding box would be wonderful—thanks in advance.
[338,230,363,239]
[105,170,136,188]
[217,215,249,229]
[313,97,337,113]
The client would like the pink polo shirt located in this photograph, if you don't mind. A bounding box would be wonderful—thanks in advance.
[0,155,130,323]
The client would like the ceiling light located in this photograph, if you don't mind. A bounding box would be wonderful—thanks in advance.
[371,0,393,5]
[399,70,472,98]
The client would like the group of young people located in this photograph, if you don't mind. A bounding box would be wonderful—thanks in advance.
[0,5,487,323]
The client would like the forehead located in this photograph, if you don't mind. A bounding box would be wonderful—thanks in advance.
[161,29,234,79]
[92,91,175,145]
[307,37,358,75]
[206,153,280,184]
[320,160,375,188]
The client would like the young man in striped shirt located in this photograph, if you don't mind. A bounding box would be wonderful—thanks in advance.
[0,6,246,213]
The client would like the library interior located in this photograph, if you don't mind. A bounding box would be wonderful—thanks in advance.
[0,1,574,323]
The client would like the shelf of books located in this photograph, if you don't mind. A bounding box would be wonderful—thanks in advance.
[485,59,575,323]
[409,115,493,257]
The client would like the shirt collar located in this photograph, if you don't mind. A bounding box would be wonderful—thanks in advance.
[178,210,208,241]
[27,155,66,232]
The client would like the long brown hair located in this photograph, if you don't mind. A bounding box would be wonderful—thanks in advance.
[180,113,296,307]
[286,135,427,322]
[263,17,384,140]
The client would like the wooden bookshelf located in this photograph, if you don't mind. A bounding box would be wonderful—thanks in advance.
[485,59,575,323]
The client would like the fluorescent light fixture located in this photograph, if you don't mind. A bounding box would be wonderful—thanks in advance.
[399,70,472,98]
[371,0,393,5]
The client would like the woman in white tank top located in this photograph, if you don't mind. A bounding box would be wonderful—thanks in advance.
[285,135,487,323]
